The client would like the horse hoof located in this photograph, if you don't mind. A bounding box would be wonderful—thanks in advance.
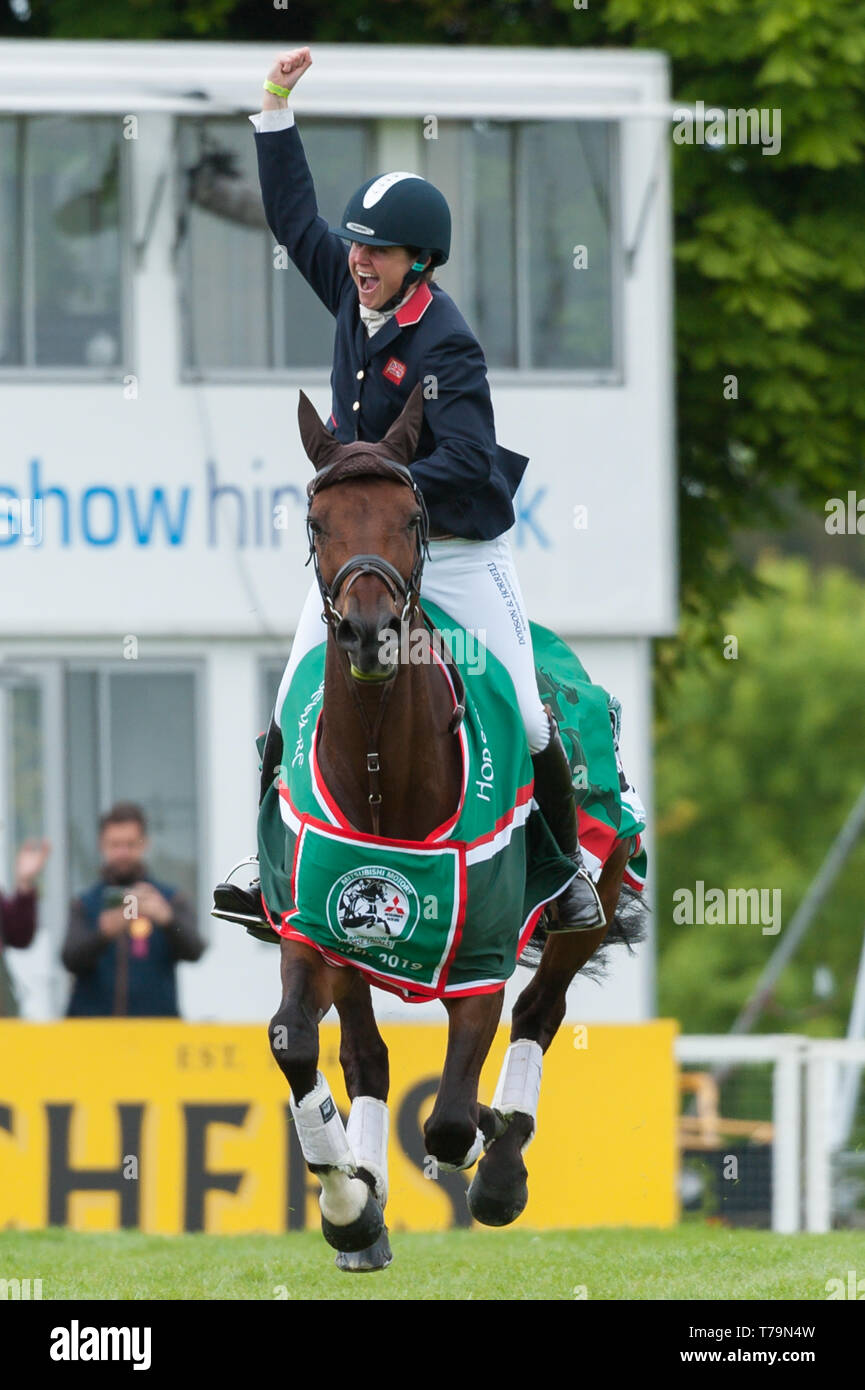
[466,1168,528,1227]
[335,1228,393,1273]
[321,1191,384,1254]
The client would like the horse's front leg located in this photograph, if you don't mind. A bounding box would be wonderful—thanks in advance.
[269,940,384,1254]
[424,990,504,1174]
[331,969,392,1272]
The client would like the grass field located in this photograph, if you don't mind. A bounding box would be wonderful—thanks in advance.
[1,1225,863,1300]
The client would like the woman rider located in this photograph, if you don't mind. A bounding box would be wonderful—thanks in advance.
[216,47,604,933]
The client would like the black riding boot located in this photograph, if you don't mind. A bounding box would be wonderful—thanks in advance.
[531,711,605,931]
[213,718,281,938]
[212,857,273,941]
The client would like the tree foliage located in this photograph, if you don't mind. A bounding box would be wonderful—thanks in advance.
[606,0,865,681]
[655,554,865,1035]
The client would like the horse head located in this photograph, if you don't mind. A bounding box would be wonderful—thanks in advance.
[298,383,429,680]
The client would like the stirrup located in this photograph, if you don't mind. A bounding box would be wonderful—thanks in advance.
[547,859,606,932]
[212,855,269,929]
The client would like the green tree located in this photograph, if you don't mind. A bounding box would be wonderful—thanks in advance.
[655,554,865,1036]
[606,0,865,685]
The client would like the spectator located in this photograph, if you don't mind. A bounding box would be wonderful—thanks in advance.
[0,839,52,1017]
[62,803,205,1017]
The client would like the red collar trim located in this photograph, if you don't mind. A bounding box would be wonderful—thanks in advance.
[395,282,433,326]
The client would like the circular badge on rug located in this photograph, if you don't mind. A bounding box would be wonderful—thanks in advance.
[326,866,419,945]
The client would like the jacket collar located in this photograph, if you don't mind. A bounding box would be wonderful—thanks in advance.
[395,282,433,326]
[354,282,435,363]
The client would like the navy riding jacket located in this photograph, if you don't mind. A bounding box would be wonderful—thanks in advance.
[253,123,528,540]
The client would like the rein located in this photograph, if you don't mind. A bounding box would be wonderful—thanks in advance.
[304,459,465,834]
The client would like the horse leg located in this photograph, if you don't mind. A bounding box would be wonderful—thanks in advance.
[470,839,632,1226]
[424,991,503,1175]
[512,837,632,1050]
[331,969,393,1273]
[269,939,384,1254]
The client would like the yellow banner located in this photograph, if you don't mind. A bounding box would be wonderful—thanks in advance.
[0,1021,677,1232]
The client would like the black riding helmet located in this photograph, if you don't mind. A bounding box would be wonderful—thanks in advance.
[331,171,451,312]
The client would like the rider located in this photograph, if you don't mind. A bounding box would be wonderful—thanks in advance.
[218,47,604,932]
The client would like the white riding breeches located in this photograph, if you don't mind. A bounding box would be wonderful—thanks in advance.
[274,536,551,753]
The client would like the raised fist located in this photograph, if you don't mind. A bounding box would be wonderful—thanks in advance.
[266,48,312,93]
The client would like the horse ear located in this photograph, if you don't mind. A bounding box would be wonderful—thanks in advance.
[298,390,342,471]
[379,382,425,464]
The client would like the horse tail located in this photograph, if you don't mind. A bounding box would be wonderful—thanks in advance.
[578,884,650,983]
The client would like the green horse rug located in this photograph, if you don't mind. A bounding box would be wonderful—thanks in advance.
[257,601,647,1002]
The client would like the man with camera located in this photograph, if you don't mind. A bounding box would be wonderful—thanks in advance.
[62,803,205,1017]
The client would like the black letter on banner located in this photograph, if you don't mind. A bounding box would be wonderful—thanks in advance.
[47,1103,143,1227]
[183,1103,248,1232]
[397,1079,472,1227]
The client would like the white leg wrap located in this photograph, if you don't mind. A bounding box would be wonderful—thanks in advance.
[346,1096,390,1207]
[290,1074,370,1226]
[433,1126,485,1173]
[290,1072,355,1172]
[318,1169,371,1226]
[492,1041,543,1139]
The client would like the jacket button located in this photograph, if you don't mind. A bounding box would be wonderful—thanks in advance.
[352,401,360,411]
[356,370,364,380]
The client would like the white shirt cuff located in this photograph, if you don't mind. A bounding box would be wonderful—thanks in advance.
[248,108,296,133]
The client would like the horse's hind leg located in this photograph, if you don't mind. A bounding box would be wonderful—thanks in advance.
[269,940,384,1255]
[470,839,632,1227]
[424,991,503,1173]
[332,970,392,1273]
[512,837,631,1050]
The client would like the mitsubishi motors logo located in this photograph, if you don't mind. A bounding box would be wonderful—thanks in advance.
[326,866,419,944]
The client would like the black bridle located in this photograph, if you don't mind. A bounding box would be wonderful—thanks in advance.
[303,457,461,836]
[305,458,430,630]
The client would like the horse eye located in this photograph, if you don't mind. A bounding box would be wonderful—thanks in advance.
[408,514,422,530]
[309,519,323,536]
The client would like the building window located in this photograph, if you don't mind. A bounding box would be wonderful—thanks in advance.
[423,120,618,372]
[178,118,370,373]
[65,668,200,905]
[176,115,617,377]
[0,117,126,371]
[259,659,286,732]
[5,680,43,878]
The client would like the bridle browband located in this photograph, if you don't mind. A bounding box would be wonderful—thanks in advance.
[303,456,465,835]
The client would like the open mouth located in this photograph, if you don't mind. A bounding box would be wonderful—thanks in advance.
[358,273,380,295]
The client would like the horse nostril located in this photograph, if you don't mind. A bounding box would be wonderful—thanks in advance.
[336,617,362,651]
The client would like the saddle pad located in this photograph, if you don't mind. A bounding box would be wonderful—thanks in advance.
[257,600,575,1000]
[530,622,648,893]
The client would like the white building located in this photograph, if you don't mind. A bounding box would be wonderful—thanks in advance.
[0,40,677,1023]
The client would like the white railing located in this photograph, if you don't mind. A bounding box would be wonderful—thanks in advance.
[676,1034,865,1234]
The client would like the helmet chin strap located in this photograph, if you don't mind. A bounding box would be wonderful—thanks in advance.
[376,250,432,313]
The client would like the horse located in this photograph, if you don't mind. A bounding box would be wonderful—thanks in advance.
[260,382,643,1269]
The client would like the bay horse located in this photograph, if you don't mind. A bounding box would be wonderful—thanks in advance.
[264,383,639,1270]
